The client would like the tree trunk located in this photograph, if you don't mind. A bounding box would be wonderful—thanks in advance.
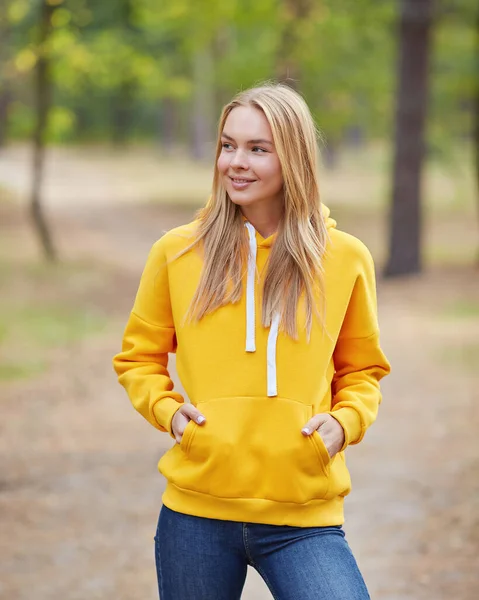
[31,0,56,262]
[214,27,234,120]
[190,47,215,162]
[0,89,10,149]
[475,8,479,266]
[384,0,435,277]
[159,96,177,156]
[111,80,135,144]
[323,139,339,170]
[0,0,11,148]
[276,0,313,88]
[111,0,135,144]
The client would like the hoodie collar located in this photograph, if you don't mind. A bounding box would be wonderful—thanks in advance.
[241,204,336,248]
[240,213,276,248]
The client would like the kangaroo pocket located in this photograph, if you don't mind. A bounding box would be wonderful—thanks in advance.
[159,396,333,504]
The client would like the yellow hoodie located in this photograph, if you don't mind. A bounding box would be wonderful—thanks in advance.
[113,206,390,527]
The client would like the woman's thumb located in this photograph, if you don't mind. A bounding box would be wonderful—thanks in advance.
[301,413,328,435]
[182,404,206,425]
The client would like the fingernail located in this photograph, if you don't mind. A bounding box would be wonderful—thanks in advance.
[197,416,205,424]
[302,427,310,435]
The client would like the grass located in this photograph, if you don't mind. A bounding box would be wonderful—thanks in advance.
[442,300,479,319]
[0,255,99,281]
[425,245,478,266]
[0,184,19,206]
[0,361,46,383]
[439,343,479,374]
[435,298,479,375]
[0,259,112,382]
[0,304,108,347]
[0,304,108,382]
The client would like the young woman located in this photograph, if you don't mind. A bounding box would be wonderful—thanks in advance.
[113,83,391,600]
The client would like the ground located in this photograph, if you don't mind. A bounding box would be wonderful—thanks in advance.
[0,144,478,599]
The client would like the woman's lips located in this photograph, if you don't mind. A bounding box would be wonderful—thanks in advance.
[229,176,257,190]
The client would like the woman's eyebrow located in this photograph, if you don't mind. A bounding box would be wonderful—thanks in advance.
[221,133,273,146]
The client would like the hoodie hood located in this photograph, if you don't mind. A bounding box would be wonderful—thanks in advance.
[242,203,336,249]
[321,204,337,230]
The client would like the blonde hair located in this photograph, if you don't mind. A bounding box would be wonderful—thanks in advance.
[177,82,329,340]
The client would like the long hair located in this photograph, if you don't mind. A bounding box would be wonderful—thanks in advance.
[177,82,329,340]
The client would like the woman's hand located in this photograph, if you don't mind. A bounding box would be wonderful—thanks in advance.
[172,404,207,445]
[301,413,345,458]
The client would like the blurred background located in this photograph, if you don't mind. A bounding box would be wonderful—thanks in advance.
[0,0,478,598]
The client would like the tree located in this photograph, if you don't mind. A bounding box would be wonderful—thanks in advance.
[277,0,313,88]
[31,0,57,261]
[475,7,479,264]
[0,0,13,147]
[111,0,137,143]
[385,0,435,277]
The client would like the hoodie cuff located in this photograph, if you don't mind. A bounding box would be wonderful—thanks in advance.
[328,407,363,452]
[152,397,184,439]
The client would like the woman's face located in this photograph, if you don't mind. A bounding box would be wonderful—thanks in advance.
[217,105,283,211]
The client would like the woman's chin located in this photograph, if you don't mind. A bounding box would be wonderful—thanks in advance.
[227,190,259,207]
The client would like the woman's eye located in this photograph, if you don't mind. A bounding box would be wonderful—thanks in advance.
[222,142,233,150]
[252,146,267,153]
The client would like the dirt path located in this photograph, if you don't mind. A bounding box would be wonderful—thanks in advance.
[1,154,478,599]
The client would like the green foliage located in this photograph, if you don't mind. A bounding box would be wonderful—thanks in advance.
[299,0,398,140]
[8,101,36,138]
[1,0,478,146]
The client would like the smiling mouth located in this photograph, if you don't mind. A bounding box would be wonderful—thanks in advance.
[229,177,256,183]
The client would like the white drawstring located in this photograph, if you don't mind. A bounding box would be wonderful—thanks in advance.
[244,221,279,397]
[267,312,280,397]
[244,222,257,353]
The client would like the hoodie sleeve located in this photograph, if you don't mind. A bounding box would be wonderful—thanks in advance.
[328,240,391,451]
[112,236,184,437]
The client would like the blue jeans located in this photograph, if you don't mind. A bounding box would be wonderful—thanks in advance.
[154,505,370,600]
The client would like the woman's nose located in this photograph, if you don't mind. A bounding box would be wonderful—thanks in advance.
[230,148,248,169]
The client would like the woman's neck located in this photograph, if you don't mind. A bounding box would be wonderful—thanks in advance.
[240,203,283,239]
